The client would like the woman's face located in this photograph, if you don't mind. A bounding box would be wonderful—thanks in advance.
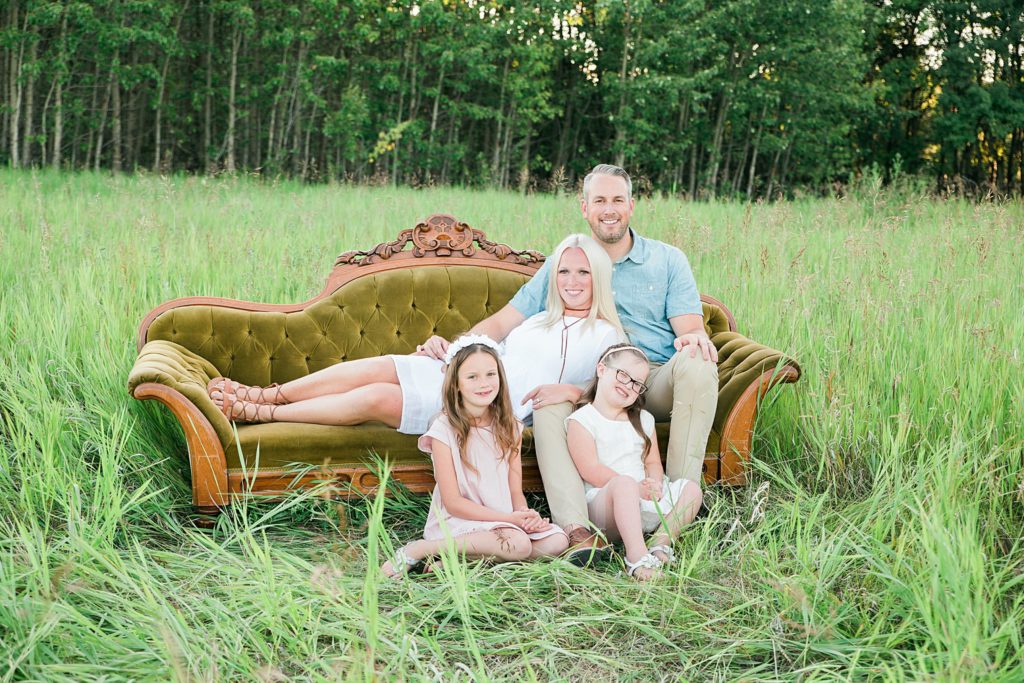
[556,247,593,311]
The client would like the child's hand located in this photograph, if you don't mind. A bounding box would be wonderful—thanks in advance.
[510,509,551,533]
[640,478,663,501]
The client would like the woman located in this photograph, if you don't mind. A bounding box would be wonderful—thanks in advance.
[208,233,624,432]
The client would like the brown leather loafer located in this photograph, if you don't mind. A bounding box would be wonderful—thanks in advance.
[564,527,611,567]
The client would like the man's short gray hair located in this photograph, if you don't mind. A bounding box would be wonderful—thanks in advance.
[582,164,632,202]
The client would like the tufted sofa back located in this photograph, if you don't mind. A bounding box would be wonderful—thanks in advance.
[146,265,530,387]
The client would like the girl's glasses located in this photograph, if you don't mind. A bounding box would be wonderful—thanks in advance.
[607,366,648,395]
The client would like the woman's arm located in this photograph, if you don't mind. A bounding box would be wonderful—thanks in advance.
[521,383,583,410]
[567,420,620,488]
[432,440,517,524]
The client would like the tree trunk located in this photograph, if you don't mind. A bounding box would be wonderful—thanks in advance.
[225,24,240,173]
[746,102,768,199]
[553,78,574,182]
[153,2,188,172]
[94,67,113,171]
[518,127,531,194]
[111,65,122,173]
[491,57,510,181]
[51,6,68,170]
[265,44,291,171]
[688,141,699,198]
[204,4,214,172]
[8,3,23,168]
[21,39,37,166]
[427,59,446,174]
[613,3,633,168]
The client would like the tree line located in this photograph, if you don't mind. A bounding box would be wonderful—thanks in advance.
[1,0,1022,198]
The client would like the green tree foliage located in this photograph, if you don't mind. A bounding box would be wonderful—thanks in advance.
[0,0,1021,197]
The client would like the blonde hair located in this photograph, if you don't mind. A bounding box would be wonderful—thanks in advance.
[575,343,652,459]
[440,344,520,473]
[543,233,624,337]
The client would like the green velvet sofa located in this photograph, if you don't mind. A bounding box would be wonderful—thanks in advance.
[128,214,801,517]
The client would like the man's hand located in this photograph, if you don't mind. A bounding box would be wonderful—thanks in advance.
[522,384,582,411]
[509,509,551,533]
[674,333,719,362]
[640,477,663,501]
[415,335,450,360]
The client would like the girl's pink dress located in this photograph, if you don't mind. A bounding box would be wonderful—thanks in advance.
[419,415,566,542]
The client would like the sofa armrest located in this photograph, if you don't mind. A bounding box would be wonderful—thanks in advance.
[128,340,233,444]
[710,331,801,484]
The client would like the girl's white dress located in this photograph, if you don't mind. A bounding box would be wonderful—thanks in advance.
[390,313,621,434]
[419,415,566,542]
[566,403,690,533]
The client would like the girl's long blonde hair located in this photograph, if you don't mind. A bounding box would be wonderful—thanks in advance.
[574,343,652,459]
[441,344,520,472]
[543,234,624,338]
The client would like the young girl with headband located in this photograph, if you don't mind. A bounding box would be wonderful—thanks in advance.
[566,343,703,580]
[381,336,568,577]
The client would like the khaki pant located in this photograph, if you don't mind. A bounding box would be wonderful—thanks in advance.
[532,351,718,529]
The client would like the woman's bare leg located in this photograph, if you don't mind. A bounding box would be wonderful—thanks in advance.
[211,356,401,404]
[251,383,404,427]
[381,528,533,576]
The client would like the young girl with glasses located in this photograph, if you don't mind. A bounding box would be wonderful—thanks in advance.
[381,335,568,577]
[566,343,703,580]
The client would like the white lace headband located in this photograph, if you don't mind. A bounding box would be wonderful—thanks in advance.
[599,345,648,363]
[443,333,502,365]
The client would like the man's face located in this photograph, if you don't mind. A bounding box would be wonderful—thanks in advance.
[581,174,634,245]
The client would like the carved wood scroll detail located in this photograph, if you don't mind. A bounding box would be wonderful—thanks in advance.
[335,214,545,267]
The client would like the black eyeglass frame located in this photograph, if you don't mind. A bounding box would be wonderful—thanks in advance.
[605,364,649,395]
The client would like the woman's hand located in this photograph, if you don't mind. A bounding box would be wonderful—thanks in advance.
[640,477,663,501]
[522,383,582,411]
[509,509,551,533]
[415,335,450,360]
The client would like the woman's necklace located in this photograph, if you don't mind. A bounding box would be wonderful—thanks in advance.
[557,309,590,382]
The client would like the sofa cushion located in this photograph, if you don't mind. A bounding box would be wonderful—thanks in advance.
[227,422,722,473]
[147,265,532,386]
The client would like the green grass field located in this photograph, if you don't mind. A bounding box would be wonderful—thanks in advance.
[1,169,1022,681]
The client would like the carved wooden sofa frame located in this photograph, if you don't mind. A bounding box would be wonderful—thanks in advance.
[128,214,801,517]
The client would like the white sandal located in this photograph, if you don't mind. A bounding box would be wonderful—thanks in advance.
[624,553,663,578]
[384,546,422,578]
[648,544,675,564]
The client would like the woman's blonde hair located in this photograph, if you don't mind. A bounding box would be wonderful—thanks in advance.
[543,233,624,337]
[441,344,520,473]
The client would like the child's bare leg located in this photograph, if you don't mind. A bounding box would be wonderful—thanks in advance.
[529,532,569,559]
[649,481,703,562]
[222,383,403,426]
[381,528,534,576]
[211,356,401,404]
[589,476,658,579]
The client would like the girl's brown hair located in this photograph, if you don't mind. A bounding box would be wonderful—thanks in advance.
[574,343,652,458]
[441,344,520,472]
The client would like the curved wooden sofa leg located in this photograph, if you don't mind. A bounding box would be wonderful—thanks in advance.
[132,382,230,515]
[719,365,801,485]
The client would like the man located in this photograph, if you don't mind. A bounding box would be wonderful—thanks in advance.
[430,164,719,565]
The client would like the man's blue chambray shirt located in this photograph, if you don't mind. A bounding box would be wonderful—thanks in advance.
[508,230,702,364]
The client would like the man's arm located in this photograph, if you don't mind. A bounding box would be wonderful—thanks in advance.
[670,314,718,362]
